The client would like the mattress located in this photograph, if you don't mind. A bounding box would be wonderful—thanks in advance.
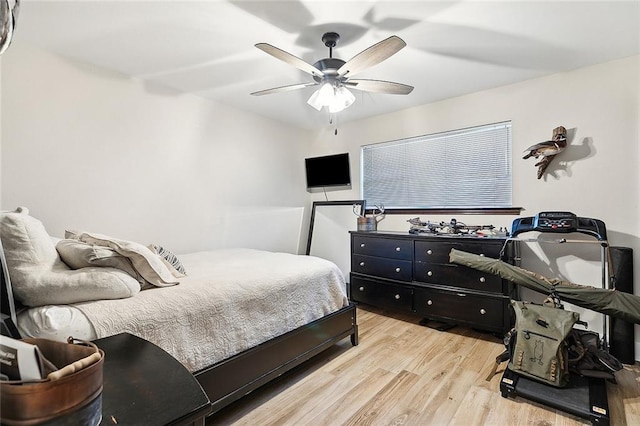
[17,248,348,372]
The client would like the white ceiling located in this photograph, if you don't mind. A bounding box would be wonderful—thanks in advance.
[11,1,640,129]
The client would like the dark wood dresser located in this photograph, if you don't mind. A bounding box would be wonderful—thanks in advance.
[349,231,519,334]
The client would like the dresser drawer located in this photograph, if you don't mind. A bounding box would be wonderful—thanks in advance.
[414,240,503,263]
[414,286,507,331]
[353,236,412,260]
[350,276,413,312]
[352,254,412,282]
[414,263,503,293]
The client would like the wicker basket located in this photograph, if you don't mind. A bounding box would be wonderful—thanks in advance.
[1,338,104,425]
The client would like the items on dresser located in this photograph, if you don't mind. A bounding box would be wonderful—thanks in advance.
[349,231,518,334]
[407,217,508,237]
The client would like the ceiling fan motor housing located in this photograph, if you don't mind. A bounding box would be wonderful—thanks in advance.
[312,32,346,84]
[312,58,347,83]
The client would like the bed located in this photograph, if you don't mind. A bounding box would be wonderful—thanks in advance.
[0,207,358,416]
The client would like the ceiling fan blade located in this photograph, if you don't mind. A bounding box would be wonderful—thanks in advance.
[337,35,407,78]
[255,43,324,78]
[251,82,318,96]
[345,79,414,95]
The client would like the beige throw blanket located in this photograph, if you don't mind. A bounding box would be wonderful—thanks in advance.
[74,249,348,372]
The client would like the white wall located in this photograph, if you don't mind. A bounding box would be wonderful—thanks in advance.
[2,42,638,359]
[1,43,309,254]
[308,55,640,360]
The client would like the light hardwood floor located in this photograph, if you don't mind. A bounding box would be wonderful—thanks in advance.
[207,306,640,425]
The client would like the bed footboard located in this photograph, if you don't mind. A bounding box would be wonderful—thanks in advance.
[195,303,358,415]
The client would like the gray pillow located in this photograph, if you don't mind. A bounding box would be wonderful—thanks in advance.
[56,239,145,286]
[78,232,179,287]
[149,244,187,277]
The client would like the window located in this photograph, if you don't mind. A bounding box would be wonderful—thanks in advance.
[361,121,516,213]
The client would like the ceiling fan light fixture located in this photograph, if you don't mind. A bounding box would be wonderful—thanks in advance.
[319,82,336,104]
[328,86,355,113]
[307,89,323,111]
[307,82,355,113]
[307,82,333,111]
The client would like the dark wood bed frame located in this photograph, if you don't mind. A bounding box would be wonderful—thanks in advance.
[0,244,359,417]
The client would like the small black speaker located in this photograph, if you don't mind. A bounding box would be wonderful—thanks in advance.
[609,246,635,364]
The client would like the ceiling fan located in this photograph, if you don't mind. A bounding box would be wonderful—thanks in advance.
[0,0,20,55]
[251,32,414,113]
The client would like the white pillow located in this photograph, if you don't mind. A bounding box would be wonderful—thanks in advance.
[1,207,59,269]
[0,207,140,306]
[78,232,179,287]
[27,264,141,306]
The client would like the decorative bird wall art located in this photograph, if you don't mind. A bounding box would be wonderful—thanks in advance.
[523,125,567,179]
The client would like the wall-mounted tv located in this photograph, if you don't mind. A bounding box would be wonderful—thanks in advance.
[305,153,351,189]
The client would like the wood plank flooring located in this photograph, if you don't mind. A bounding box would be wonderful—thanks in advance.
[207,306,640,425]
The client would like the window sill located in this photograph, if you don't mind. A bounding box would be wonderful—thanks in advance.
[365,207,524,215]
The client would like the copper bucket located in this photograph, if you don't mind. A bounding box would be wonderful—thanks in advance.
[1,338,104,425]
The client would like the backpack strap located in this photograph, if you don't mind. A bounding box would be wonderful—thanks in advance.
[486,350,510,381]
[485,328,515,381]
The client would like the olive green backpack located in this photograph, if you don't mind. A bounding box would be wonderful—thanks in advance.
[507,300,580,387]
[487,300,623,387]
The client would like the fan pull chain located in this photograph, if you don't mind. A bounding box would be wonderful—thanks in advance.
[329,113,338,135]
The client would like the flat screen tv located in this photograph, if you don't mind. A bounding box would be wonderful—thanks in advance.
[305,153,351,189]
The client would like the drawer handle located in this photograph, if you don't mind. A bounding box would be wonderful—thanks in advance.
[427,271,433,277]
[427,299,433,306]
[360,262,365,267]
[479,277,486,283]
[426,249,433,255]
[480,308,487,315]
[395,247,401,252]
[360,243,366,248]
[359,286,365,291]
[394,294,401,300]
[395,267,401,273]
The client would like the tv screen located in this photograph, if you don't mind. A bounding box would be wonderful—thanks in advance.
[305,153,351,189]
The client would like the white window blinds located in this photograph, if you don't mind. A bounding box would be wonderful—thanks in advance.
[361,121,512,209]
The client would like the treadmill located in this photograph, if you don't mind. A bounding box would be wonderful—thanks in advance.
[501,212,611,425]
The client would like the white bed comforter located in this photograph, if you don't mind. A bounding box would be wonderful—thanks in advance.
[73,249,349,372]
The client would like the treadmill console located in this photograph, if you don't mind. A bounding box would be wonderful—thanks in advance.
[511,211,607,240]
